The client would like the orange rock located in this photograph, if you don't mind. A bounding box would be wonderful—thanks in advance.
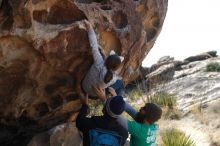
[0,0,168,145]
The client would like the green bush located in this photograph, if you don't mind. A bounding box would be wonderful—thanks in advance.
[161,129,195,146]
[129,88,144,100]
[206,62,220,72]
[149,92,176,108]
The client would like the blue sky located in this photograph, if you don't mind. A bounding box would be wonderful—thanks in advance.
[142,0,220,67]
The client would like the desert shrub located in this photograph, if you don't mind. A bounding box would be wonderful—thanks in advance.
[161,128,195,146]
[129,87,144,100]
[88,100,103,116]
[149,92,176,108]
[165,109,182,120]
[206,62,220,72]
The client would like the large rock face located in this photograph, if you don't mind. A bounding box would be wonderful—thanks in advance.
[0,0,168,145]
[152,57,220,112]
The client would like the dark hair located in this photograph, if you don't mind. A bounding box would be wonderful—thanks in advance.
[135,103,162,124]
[104,54,122,83]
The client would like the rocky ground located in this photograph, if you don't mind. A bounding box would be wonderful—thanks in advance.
[158,98,220,146]
[153,57,220,112]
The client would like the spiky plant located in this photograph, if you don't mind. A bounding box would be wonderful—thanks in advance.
[149,92,176,108]
[161,128,195,146]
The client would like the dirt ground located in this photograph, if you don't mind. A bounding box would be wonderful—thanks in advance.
[157,99,220,146]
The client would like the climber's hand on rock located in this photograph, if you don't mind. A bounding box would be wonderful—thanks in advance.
[107,87,117,97]
[92,85,106,102]
[84,20,93,31]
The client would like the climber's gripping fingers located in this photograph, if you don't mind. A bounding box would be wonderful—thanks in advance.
[92,85,106,102]
[84,20,93,31]
[107,87,117,97]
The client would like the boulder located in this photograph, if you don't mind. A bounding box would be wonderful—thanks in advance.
[0,0,168,145]
[154,58,220,112]
[150,59,184,72]
[28,123,82,146]
[206,50,218,57]
[27,132,50,146]
[184,50,217,63]
[157,55,174,64]
[146,63,175,89]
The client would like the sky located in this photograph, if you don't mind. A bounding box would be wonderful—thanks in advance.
[142,0,220,67]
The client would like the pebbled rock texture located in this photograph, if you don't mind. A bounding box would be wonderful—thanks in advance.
[0,0,168,145]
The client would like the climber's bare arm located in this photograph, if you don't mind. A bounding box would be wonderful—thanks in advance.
[92,85,106,102]
[107,87,117,97]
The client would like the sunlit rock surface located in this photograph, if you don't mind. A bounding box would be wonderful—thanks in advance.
[28,123,82,146]
[0,0,168,145]
[152,57,220,112]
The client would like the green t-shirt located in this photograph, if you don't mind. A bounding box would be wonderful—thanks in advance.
[128,120,158,146]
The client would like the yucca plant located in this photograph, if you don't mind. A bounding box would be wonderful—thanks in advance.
[206,62,220,72]
[161,129,195,146]
[129,87,144,100]
[149,92,176,108]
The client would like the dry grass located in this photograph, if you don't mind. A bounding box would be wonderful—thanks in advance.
[160,128,195,146]
[157,99,220,146]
